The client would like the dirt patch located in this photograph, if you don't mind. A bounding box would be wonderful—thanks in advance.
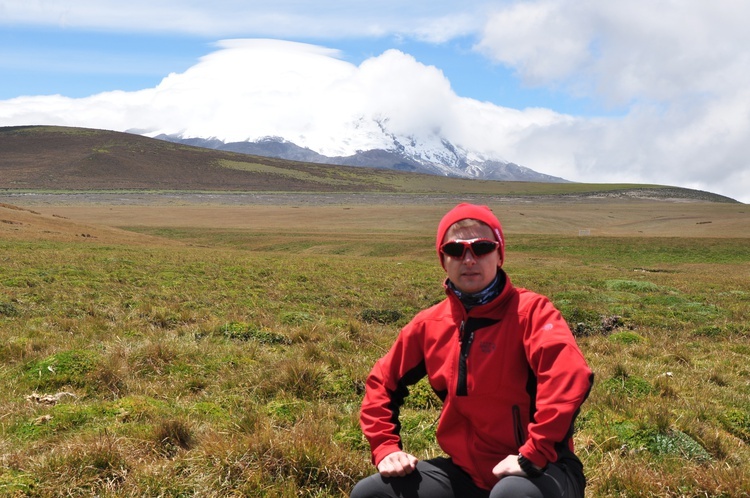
[0,201,184,246]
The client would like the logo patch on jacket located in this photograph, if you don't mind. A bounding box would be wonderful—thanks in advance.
[479,341,496,353]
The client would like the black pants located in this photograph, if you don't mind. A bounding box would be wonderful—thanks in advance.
[350,457,585,498]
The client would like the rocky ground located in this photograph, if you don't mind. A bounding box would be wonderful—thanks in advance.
[0,187,735,209]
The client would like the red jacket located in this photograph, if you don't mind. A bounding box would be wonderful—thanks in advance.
[360,271,593,490]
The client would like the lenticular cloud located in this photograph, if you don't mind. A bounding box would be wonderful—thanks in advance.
[0,39,473,157]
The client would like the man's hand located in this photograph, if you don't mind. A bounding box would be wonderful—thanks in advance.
[491,454,526,479]
[377,451,419,477]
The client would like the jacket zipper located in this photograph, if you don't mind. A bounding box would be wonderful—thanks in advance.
[456,320,474,396]
[512,405,525,448]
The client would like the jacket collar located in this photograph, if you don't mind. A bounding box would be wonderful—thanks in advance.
[444,269,514,318]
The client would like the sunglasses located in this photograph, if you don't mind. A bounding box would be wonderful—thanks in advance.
[440,238,499,259]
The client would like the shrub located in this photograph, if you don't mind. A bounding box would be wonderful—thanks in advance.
[568,312,626,337]
[606,279,661,292]
[219,321,291,344]
[24,349,101,390]
[0,469,35,494]
[602,375,652,398]
[131,341,178,376]
[359,309,403,324]
[608,330,645,345]
[277,357,328,401]
[692,325,726,338]
[279,311,314,326]
[69,434,130,482]
[404,378,441,410]
[153,418,195,457]
[0,301,19,317]
[265,398,307,426]
[721,409,750,443]
[612,422,711,461]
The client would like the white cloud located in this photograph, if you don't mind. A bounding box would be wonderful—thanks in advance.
[476,1,594,87]
[0,0,488,39]
[477,0,750,105]
[473,0,750,202]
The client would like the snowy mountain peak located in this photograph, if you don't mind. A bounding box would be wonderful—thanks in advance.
[154,115,568,183]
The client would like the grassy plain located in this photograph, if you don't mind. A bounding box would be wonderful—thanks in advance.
[1,197,749,497]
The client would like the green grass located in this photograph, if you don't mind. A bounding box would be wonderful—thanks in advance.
[1,231,749,496]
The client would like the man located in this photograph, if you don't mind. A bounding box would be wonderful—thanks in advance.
[351,203,593,498]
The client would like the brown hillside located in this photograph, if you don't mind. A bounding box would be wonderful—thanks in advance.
[0,125,413,192]
[0,125,740,202]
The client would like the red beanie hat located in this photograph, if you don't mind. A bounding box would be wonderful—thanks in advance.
[436,203,505,268]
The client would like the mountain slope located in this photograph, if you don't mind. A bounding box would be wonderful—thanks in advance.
[0,125,740,202]
[157,134,569,183]
[0,125,434,192]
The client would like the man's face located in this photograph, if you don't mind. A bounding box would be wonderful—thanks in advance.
[441,222,500,294]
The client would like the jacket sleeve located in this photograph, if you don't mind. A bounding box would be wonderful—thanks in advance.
[518,296,593,468]
[359,320,428,466]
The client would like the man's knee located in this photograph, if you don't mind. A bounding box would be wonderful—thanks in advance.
[350,475,383,498]
[349,460,455,498]
[489,476,544,498]
[350,473,415,498]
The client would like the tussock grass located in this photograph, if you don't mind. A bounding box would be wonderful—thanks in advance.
[1,225,749,496]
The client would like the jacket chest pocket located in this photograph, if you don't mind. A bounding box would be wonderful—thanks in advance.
[454,317,509,396]
[458,343,528,397]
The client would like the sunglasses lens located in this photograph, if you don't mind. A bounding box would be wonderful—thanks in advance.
[442,240,498,258]
[471,241,498,256]
[441,242,466,258]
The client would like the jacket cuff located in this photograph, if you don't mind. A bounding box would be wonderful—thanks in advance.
[372,445,403,467]
[518,443,548,469]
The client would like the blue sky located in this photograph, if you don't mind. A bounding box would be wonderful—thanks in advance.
[1,1,749,202]
[1,25,606,116]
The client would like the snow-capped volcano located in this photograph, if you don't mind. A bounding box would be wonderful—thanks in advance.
[135,41,567,183]
[155,115,568,183]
